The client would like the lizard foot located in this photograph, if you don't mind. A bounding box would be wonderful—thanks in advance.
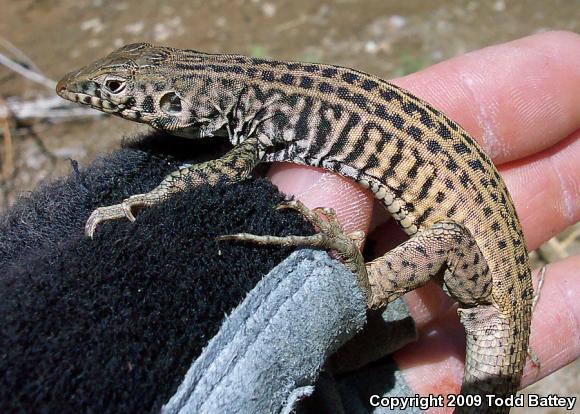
[85,192,163,238]
[216,200,371,298]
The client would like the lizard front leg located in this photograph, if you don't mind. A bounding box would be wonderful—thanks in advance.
[85,137,263,238]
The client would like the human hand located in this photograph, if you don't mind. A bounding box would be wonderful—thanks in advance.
[268,31,580,409]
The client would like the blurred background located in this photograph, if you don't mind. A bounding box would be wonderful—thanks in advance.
[0,1,578,411]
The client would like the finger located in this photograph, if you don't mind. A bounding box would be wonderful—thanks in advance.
[394,31,580,164]
[395,255,580,401]
[268,163,374,234]
[501,129,580,251]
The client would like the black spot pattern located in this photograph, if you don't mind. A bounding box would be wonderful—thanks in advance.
[361,79,378,91]
[299,76,313,89]
[261,70,275,82]
[342,72,358,84]
[454,142,471,154]
[142,96,154,113]
[319,82,333,93]
[407,125,423,141]
[280,74,295,85]
[321,68,338,78]
[426,140,441,154]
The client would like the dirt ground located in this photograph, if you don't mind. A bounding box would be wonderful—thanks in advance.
[0,0,578,411]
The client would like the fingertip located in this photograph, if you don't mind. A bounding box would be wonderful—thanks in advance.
[392,31,580,164]
[521,30,580,57]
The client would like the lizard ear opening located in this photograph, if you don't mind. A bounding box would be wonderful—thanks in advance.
[160,92,182,114]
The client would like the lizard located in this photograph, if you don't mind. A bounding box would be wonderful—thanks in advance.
[56,42,533,413]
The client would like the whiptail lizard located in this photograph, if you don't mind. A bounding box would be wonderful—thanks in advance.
[56,43,533,413]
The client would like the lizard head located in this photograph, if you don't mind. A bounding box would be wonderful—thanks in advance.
[56,43,224,138]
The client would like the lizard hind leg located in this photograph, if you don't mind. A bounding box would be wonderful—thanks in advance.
[366,220,532,409]
[217,200,372,299]
[365,220,493,308]
[364,221,530,411]
[220,205,528,404]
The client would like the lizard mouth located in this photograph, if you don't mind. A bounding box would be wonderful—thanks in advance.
[57,89,122,113]
[56,77,131,115]
[57,87,148,122]
[56,82,147,121]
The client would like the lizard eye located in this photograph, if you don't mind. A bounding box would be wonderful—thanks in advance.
[160,92,182,114]
[105,79,126,94]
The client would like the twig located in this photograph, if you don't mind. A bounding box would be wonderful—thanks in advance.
[0,37,42,73]
[537,237,568,263]
[0,95,101,120]
[0,97,14,179]
[0,51,56,90]
[559,224,580,250]
[0,43,102,122]
[274,15,310,33]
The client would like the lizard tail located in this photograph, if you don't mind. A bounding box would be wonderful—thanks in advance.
[455,304,531,414]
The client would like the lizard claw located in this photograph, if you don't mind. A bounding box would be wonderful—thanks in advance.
[84,203,127,238]
[121,199,137,222]
[122,193,160,222]
[275,200,330,229]
[85,210,100,239]
[84,192,161,238]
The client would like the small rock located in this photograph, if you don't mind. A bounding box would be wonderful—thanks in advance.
[365,41,378,54]
[388,15,407,30]
[80,18,103,34]
[493,1,506,12]
[262,3,276,17]
[87,39,101,48]
[125,21,145,35]
[215,17,226,28]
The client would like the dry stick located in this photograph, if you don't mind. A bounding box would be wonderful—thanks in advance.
[0,45,99,179]
[0,96,100,120]
[1,119,13,179]
[0,46,49,181]
[559,225,580,250]
[0,37,42,74]
[0,97,14,179]
[0,51,56,90]
[0,51,100,121]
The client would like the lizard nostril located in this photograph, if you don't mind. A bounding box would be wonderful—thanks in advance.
[56,78,67,94]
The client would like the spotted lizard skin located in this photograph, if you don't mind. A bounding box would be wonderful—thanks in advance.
[57,43,533,413]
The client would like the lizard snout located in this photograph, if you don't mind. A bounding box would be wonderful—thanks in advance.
[56,74,99,101]
[56,78,66,95]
